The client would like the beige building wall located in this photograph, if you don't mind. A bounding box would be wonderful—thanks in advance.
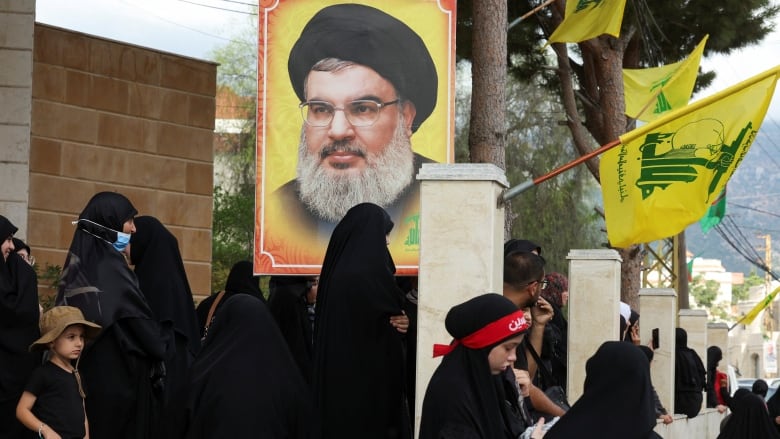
[0,0,35,239]
[28,24,217,296]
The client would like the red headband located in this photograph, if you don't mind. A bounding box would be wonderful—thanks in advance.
[432,309,530,357]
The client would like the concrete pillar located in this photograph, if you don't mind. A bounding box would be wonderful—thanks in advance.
[0,0,34,237]
[566,249,622,403]
[639,288,677,416]
[679,309,708,412]
[415,163,508,432]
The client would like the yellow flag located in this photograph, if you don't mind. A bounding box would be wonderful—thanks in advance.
[623,36,708,122]
[547,0,627,44]
[740,286,780,325]
[601,66,780,248]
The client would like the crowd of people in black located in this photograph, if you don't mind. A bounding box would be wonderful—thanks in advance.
[2,192,780,438]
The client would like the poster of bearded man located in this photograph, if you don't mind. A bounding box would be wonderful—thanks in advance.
[256,0,455,275]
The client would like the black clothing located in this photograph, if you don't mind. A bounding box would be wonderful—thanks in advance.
[195,260,263,336]
[0,215,41,439]
[674,328,706,418]
[718,388,780,439]
[183,294,311,439]
[313,203,410,438]
[268,276,314,385]
[130,216,200,438]
[56,192,166,439]
[420,294,530,439]
[769,381,780,434]
[546,341,661,439]
[24,362,85,439]
[288,4,437,133]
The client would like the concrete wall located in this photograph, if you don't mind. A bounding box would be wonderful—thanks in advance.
[0,0,35,238]
[28,24,216,295]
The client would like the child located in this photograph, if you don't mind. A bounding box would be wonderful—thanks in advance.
[16,306,101,439]
[419,293,542,438]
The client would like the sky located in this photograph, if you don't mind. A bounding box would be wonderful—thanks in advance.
[35,0,780,122]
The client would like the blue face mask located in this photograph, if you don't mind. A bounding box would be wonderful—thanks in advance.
[113,232,131,252]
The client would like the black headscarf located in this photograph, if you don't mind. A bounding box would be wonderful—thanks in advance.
[55,192,166,439]
[718,388,780,439]
[268,276,315,385]
[195,260,264,335]
[313,203,410,438]
[288,3,437,133]
[0,215,40,438]
[674,328,706,418]
[56,192,151,327]
[546,342,660,439]
[184,293,312,438]
[420,294,527,439]
[767,378,780,433]
[12,237,30,256]
[131,216,200,358]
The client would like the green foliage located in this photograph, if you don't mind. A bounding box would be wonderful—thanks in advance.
[455,61,602,272]
[35,263,62,311]
[690,274,720,308]
[732,271,766,304]
[208,16,259,292]
[457,0,779,89]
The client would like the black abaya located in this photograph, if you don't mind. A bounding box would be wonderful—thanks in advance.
[268,276,314,385]
[184,293,312,438]
[0,215,40,439]
[130,216,200,437]
[546,342,661,439]
[195,260,264,336]
[313,203,410,438]
[55,192,166,439]
[719,388,780,439]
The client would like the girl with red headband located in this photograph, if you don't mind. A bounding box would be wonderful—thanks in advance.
[420,293,546,438]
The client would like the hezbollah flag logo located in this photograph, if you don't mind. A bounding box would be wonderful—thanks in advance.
[601,66,779,248]
[634,119,751,202]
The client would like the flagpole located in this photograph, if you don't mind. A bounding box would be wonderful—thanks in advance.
[501,139,621,203]
[507,0,557,30]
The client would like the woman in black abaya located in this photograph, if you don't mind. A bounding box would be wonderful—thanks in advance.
[719,388,780,439]
[546,341,661,439]
[419,293,531,439]
[313,203,410,438]
[0,215,40,439]
[195,260,264,336]
[56,192,167,439]
[184,293,312,438]
[130,216,200,437]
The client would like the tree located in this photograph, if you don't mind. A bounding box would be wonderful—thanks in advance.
[457,0,779,306]
[456,62,602,273]
[208,15,258,292]
[733,271,765,304]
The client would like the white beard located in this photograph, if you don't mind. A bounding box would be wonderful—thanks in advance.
[296,116,415,223]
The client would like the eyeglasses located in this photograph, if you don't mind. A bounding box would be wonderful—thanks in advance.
[299,99,400,127]
[521,279,548,290]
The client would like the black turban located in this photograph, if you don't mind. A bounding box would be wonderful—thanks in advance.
[288,3,438,133]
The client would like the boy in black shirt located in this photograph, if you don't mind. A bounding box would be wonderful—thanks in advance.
[17,306,100,439]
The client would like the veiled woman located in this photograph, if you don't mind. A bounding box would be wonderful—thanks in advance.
[130,216,200,437]
[183,293,312,438]
[719,388,780,439]
[56,192,167,439]
[546,342,661,439]
[313,203,410,438]
[0,215,40,438]
[195,260,264,337]
[420,293,531,439]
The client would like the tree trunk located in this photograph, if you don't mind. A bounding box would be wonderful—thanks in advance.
[469,0,508,234]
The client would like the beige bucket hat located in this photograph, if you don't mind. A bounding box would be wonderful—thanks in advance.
[29,306,102,351]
